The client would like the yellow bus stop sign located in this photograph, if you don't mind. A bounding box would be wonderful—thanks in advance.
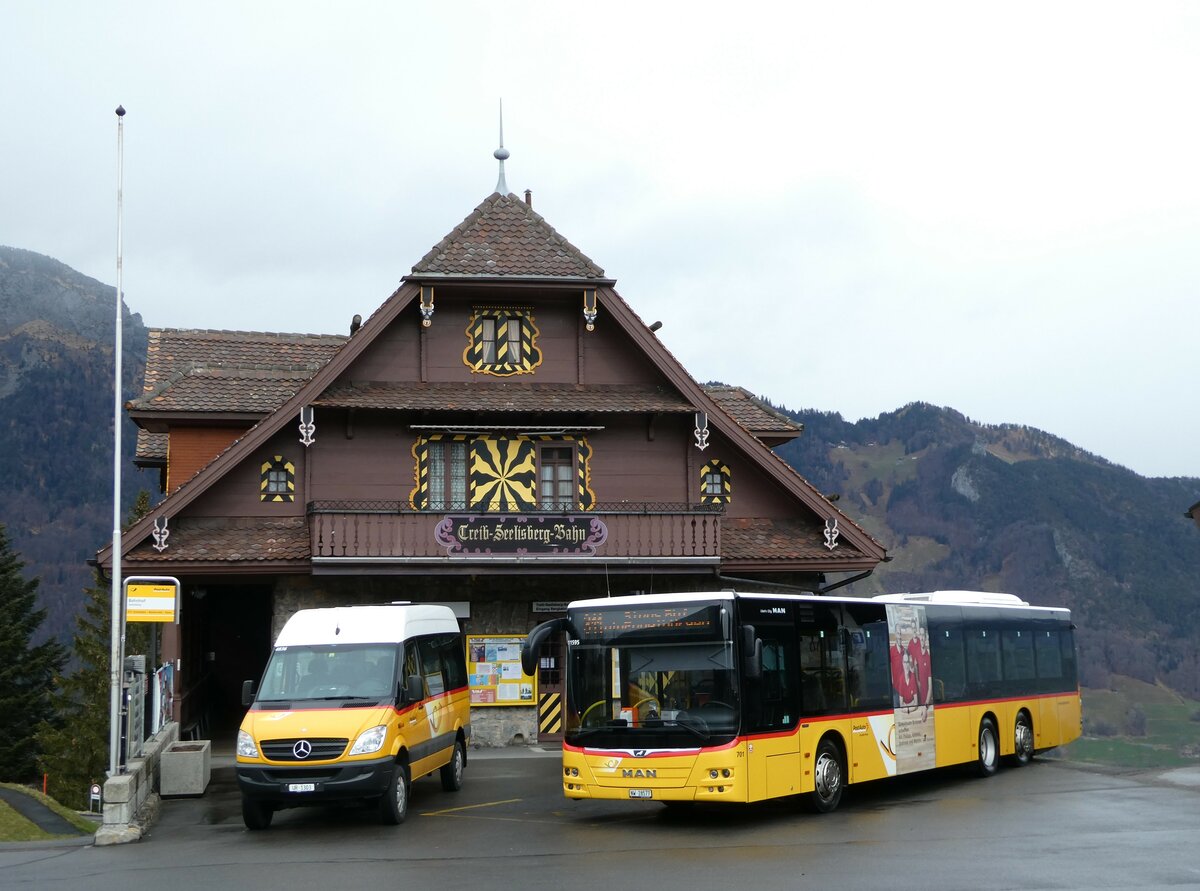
[124,576,180,623]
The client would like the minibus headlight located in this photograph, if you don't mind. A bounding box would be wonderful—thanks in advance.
[349,725,388,756]
[237,730,259,758]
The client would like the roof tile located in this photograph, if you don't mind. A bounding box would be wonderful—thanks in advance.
[411,192,606,279]
[125,516,309,563]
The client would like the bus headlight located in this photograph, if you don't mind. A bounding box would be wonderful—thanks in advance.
[237,730,259,759]
[349,725,387,756]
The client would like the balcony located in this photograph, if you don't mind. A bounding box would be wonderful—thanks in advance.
[308,502,722,569]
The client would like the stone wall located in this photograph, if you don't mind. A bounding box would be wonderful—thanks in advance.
[95,721,180,845]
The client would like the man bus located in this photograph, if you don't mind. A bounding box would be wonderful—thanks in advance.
[522,590,1080,812]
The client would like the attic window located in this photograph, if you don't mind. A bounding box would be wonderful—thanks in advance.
[261,456,295,502]
[464,308,542,377]
[700,458,731,505]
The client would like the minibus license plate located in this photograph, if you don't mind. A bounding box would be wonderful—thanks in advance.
[287,783,316,793]
[629,789,652,799]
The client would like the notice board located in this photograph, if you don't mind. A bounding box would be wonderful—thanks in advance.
[466,635,536,706]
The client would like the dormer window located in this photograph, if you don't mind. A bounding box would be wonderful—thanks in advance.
[464,308,542,376]
[700,458,731,505]
[260,456,295,502]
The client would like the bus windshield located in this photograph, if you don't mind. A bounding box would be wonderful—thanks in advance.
[256,644,399,704]
[564,601,739,747]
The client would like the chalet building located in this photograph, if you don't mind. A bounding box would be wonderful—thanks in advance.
[99,183,886,746]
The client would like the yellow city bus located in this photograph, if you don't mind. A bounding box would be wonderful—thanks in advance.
[522,590,1080,811]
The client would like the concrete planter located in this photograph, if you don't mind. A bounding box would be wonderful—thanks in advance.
[160,739,211,796]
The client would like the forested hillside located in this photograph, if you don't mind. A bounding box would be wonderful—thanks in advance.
[773,401,1200,698]
[4,245,1198,704]
[0,246,151,643]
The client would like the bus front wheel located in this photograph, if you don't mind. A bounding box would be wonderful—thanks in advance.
[1011,713,1034,766]
[976,717,999,777]
[809,737,845,813]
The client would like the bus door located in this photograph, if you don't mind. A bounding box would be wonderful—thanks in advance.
[796,603,848,788]
[842,602,893,783]
[739,600,801,800]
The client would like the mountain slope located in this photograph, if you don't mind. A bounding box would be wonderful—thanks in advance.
[774,401,1200,697]
[0,246,150,641]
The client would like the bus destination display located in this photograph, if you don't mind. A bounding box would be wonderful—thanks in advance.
[576,604,721,640]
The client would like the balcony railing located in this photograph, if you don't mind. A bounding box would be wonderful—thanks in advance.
[307,502,723,561]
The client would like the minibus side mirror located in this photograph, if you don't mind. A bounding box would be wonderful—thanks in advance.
[241,679,257,706]
[401,674,424,704]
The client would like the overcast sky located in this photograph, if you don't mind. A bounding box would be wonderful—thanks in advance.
[5,3,1198,478]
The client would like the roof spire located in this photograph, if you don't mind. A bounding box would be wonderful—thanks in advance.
[493,99,509,195]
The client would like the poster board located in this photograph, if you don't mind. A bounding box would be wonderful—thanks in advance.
[466,635,536,706]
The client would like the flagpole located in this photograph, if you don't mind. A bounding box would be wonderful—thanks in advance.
[109,104,127,777]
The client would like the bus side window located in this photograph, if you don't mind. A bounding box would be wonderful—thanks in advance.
[799,604,846,715]
[930,626,966,702]
[843,603,890,710]
[403,641,422,699]
[965,628,1002,698]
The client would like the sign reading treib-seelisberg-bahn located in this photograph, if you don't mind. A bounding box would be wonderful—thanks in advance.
[435,514,609,556]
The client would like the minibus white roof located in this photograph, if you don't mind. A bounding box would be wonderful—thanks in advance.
[274,604,458,646]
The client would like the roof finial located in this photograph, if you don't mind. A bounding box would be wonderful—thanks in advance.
[494,99,509,195]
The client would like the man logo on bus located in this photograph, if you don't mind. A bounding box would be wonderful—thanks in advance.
[622,769,657,778]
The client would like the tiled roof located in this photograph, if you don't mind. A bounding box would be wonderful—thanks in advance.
[129,364,322,413]
[133,329,347,457]
[704,385,801,435]
[141,329,347,393]
[136,429,167,461]
[125,516,309,563]
[721,518,865,562]
[314,382,694,413]
[411,192,607,279]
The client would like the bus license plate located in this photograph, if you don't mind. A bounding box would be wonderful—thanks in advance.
[287,783,316,793]
[629,789,652,799]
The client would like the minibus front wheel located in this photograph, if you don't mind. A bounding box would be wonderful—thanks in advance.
[242,797,274,831]
[379,760,410,825]
[441,739,466,792]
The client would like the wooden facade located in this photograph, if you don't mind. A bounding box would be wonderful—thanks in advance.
[102,191,886,745]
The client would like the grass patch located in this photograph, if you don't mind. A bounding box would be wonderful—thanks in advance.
[0,783,98,842]
[1059,678,1200,769]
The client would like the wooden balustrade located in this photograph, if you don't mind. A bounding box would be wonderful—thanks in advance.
[309,507,721,560]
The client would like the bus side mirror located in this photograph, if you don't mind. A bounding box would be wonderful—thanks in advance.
[241,679,257,706]
[741,625,762,680]
[401,674,424,704]
[522,617,572,675]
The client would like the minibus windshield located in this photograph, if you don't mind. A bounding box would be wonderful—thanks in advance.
[257,644,398,703]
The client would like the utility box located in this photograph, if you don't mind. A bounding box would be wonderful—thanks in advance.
[160,739,211,796]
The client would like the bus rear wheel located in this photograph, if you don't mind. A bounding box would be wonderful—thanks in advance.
[977,717,999,777]
[1011,713,1034,766]
[809,737,845,813]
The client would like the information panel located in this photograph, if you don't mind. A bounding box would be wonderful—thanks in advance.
[466,635,536,706]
